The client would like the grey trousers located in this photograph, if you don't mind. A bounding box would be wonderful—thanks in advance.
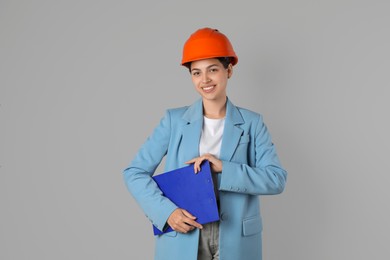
[197,221,220,260]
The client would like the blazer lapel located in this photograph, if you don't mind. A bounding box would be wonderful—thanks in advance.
[180,99,203,161]
[220,99,244,162]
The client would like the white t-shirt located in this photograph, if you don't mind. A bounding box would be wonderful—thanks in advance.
[199,116,225,158]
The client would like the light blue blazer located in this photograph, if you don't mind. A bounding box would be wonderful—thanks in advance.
[123,98,287,260]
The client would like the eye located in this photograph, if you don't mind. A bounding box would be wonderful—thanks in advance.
[209,68,219,73]
[192,71,200,76]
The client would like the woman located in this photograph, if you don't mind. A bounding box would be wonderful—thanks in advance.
[123,27,287,260]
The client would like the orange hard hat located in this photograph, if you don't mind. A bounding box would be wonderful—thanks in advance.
[181,27,238,66]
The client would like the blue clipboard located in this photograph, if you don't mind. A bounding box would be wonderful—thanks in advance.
[152,161,219,235]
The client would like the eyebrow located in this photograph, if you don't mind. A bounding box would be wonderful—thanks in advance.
[191,63,220,72]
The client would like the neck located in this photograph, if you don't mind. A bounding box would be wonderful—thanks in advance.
[202,97,227,119]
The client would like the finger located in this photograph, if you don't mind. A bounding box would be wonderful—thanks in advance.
[185,220,203,230]
[173,215,196,233]
[184,158,200,173]
[182,216,203,229]
[193,161,198,173]
[180,210,202,229]
[185,159,196,164]
[169,220,192,233]
[194,159,204,173]
[181,209,196,219]
[175,221,195,233]
[194,162,200,173]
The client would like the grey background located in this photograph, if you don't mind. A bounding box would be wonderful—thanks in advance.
[1,0,389,259]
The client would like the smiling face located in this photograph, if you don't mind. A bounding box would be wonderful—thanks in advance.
[190,58,233,103]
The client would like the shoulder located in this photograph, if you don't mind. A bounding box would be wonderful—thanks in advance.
[166,106,189,119]
[160,106,191,127]
[234,105,264,124]
[165,99,202,122]
[232,105,268,136]
[237,106,261,118]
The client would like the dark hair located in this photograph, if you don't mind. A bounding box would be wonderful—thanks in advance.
[185,57,232,72]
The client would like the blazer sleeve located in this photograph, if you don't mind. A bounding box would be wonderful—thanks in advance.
[219,115,287,195]
[123,110,178,232]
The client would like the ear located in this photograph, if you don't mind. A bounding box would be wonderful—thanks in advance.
[227,63,233,79]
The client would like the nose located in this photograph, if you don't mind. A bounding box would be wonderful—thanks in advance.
[202,73,211,83]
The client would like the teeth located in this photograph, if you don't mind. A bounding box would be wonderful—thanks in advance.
[203,86,214,91]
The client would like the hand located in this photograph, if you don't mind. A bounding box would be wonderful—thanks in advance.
[185,153,223,174]
[167,208,203,233]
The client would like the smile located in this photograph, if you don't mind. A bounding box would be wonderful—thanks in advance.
[202,85,216,92]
